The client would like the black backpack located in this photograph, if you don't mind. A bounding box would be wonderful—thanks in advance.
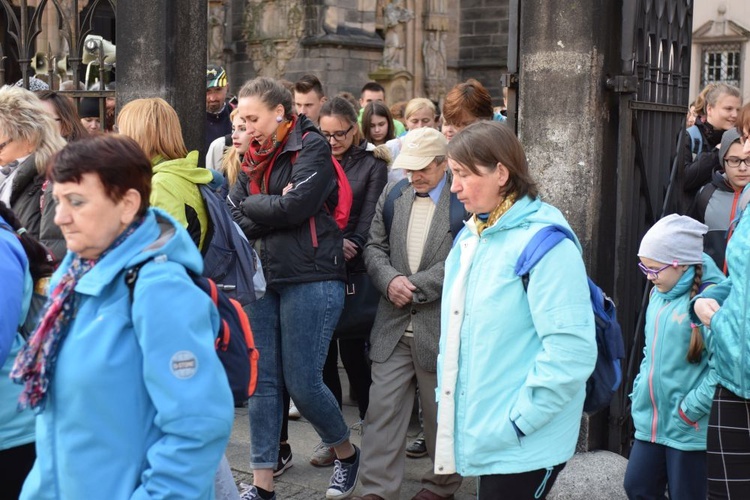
[125,263,259,406]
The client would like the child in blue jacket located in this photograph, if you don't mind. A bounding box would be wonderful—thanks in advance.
[624,214,724,499]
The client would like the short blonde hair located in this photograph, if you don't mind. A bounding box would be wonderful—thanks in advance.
[404,98,437,121]
[117,98,188,160]
[0,86,65,173]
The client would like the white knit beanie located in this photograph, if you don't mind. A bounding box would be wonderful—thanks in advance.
[638,214,707,265]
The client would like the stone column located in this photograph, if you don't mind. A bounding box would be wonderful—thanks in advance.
[517,0,621,450]
[117,0,207,156]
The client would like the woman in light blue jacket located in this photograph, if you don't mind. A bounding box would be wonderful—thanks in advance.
[10,135,234,499]
[691,105,750,499]
[0,201,52,498]
[434,121,596,499]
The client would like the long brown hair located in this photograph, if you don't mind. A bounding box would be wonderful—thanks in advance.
[686,264,704,363]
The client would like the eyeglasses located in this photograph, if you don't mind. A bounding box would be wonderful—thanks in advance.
[0,138,12,152]
[637,261,677,279]
[725,157,750,169]
[322,125,353,142]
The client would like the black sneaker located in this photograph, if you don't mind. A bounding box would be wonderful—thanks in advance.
[325,445,360,499]
[273,443,293,477]
[406,435,427,458]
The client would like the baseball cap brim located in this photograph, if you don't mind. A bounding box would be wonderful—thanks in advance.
[392,154,435,171]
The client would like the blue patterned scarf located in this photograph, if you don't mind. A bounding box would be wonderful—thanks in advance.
[11,216,145,412]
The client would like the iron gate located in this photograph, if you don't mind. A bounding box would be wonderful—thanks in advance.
[1,0,116,127]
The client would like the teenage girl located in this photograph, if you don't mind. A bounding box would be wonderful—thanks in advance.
[624,214,724,499]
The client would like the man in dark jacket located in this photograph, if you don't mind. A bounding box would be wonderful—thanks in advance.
[206,64,233,148]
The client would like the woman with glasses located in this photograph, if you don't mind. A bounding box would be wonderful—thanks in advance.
[0,87,65,258]
[625,215,723,500]
[315,97,388,464]
[689,128,749,272]
[228,77,360,500]
[435,121,596,499]
[692,104,750,498]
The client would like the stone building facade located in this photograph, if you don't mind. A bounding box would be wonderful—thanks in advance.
[210,0,510,106]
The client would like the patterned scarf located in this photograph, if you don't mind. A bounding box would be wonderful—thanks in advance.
[241,116,297,195]
[11,216,145,412]
[474,192,517,235]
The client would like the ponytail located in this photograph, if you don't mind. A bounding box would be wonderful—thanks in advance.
[0,202,54,283]
[687,264,704,363]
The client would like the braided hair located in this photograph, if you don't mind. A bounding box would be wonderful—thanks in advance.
[686,264,704,363]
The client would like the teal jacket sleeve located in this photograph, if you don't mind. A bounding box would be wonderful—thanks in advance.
[689,277,732,325]
[680,352,718,423]
[509,239,597,435]
[0,229,28,366]
[129,260,234,499]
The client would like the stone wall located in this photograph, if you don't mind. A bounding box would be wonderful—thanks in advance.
[457,0,509,104]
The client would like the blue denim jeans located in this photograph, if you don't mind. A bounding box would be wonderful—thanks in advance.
[246,280,348,468]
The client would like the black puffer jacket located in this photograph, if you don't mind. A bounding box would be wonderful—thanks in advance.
[228,115,346,286]
[672,119,725,214]
[9,154,44,239]
[340,140,388,272]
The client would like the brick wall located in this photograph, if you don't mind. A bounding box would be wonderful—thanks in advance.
[458,0,510,104]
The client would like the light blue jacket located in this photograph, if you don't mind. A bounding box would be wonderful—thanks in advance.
[631,254,723,451]
[434,196,596,477]
[691,204,750,399]
[0,216,35,452]
[20,208,234,500]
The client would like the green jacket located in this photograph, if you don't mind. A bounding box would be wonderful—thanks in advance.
[151,151,213,250]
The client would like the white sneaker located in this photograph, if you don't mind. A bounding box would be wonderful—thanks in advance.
[288,401,301,420]
[309,441,336,467]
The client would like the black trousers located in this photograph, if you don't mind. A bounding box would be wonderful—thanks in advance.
[707,385,750,499]
[322,337,371,420]
[478,463,565,500]
[0,442,35,499]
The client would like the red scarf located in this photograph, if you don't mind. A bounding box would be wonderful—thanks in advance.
[242,116,297,194]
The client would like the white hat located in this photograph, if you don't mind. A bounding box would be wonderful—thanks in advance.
[392,127,447,171]
[638,214,707,266]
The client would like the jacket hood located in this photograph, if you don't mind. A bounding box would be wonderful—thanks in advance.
[470,195,583,252]
[710,169,735,193]
[151,151,214,185]
[64,207,204,298]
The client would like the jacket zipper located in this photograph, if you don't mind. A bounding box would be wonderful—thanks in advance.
[648,303,669,442]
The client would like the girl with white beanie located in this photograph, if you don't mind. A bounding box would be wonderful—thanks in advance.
[624,214,724,499]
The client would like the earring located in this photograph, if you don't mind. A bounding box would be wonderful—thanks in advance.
[276,115,283,123]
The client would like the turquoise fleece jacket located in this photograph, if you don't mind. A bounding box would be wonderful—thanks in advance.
[631,254,724,451]
[0,216,35,452]
[435,196,596,477]
[691,201,750,399]
[20,208,234,500]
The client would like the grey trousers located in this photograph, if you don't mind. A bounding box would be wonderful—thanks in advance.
[359,336,462,499]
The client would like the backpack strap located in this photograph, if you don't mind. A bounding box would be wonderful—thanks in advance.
[382,178,410,237]
[515,225,574,291]
[448,191,466,240]
[691,183,717,222]
[687,125,704,155]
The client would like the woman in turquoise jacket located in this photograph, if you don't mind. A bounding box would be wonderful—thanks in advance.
[0,201,52,498]
[435,122,597,499]
[10,135,234,499]
[692,105,750,499]
[624,214,724,500]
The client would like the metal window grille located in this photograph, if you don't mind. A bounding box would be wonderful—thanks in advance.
[701,43,742,88]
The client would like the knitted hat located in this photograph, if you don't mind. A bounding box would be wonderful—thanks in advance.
[638,214,707,266]
[719,128,743,165]
[207,64,227,89]
[78,97,100,119]
[392,127,447,171]
[14,77,49,92]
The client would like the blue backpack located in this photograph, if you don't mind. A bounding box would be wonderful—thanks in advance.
[515,225,625,413]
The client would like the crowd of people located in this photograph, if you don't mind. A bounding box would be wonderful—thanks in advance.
[0,64,749,500]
